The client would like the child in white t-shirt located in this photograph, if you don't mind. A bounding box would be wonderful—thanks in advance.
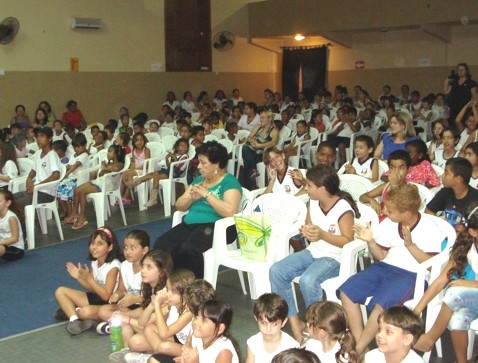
[246,293,299,363]
[364,306,424,363]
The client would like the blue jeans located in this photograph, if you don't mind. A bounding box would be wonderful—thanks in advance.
[269,249,340,317]
[444,286,478,330]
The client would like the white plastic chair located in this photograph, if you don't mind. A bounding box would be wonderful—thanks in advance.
[203,193,307,300]
[409,182,435,212]
[144,132,160,143]
[159,157,191,217]
[289,138,315,169]
[279,126,293,145]
[218,139,233,155]
[158,127,175,138]
[204,134,219,142]
[86,157,131,228]
[159,135,178,152]
[9,158,34,193]
[24,164,67,250]
[338,174,374,202]
[235,130,250,145]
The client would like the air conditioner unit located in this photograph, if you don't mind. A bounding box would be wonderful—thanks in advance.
[70,17,102,30]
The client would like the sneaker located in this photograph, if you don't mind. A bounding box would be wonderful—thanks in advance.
[125,352,152,363]
[66,319,95,335]
[96,321,111,335]
[53,308,68,322]
[109,348,130,363]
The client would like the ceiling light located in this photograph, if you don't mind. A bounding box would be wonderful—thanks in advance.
[294,34,305,41]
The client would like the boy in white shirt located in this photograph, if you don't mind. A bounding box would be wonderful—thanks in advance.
[365,306,424,363]
[246,293,299,363]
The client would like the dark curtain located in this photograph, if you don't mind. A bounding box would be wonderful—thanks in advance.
[281,49,301,101]
[300,47,327,101]
[282,46,328,101]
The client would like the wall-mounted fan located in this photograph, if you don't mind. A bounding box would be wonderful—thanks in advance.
[213,31,235,51]
[0,17,20,45]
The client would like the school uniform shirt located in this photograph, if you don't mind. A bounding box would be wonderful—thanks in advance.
[305,339,343,363]
[0,210,24,250]
[191,335,239,363]
[0,160,18,188]
[377,214,442,273]
[247,331,298,363]
[32,149,61,196]
[272,166,302,195]
[91,259,121,291]
[166,306,191,344]
[432,149,460,169]
[364,348,424,362]
[120,260,142,296]
[306,199,354,261]
[350,157,376,179]
[427,187,478,228]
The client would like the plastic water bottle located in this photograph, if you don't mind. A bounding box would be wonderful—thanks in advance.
[110,325,123,353]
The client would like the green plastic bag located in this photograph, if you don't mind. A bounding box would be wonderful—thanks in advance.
[234,214,271,262]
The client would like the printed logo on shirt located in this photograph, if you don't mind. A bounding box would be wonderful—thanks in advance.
[328,224,336,234]
[284,185,291,194]
[444,208,462,227]
[42,161,47,168]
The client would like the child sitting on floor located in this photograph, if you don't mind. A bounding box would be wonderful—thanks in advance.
[245,293,299,363]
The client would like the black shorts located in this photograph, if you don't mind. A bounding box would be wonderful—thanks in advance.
[86,292,108,305]
[1,245,24,261]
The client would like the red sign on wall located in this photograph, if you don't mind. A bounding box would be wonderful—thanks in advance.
[355,60,365,70]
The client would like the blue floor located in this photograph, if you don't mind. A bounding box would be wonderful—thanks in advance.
[0,218,171,338]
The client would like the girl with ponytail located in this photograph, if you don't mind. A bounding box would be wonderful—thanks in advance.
[305,301,357,363]
[270,164,359,341]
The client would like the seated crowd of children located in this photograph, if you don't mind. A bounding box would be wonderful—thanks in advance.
[3,82,478,363]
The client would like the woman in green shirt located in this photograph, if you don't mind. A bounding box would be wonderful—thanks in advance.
[154,141,242,278]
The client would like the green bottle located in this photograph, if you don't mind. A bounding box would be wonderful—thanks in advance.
[110,326,124,353]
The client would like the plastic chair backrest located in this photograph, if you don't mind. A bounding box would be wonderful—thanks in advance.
[218,139,233,154]
[252,193,306,227]
[146,141,166,159]
[235,130,250,144]
[158,127,174,138]
[17,158,34,177]
[409,182,435,212]
[308,127,319,142]
[145,132,160,143]
[339,174,374,202]
[204,134,219,142]
[160,135,178,152]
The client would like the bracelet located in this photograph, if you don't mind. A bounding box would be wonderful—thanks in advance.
[205,191,212,200]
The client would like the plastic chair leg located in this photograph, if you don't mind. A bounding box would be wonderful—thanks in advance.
[37,208,48,234]
[237,271,247,295]
[203,249,218,288]
[160,182,171,217]
[136,183,147,211]
[25,205,35,250]
[50,208,64,240]
[117,195,127,226]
